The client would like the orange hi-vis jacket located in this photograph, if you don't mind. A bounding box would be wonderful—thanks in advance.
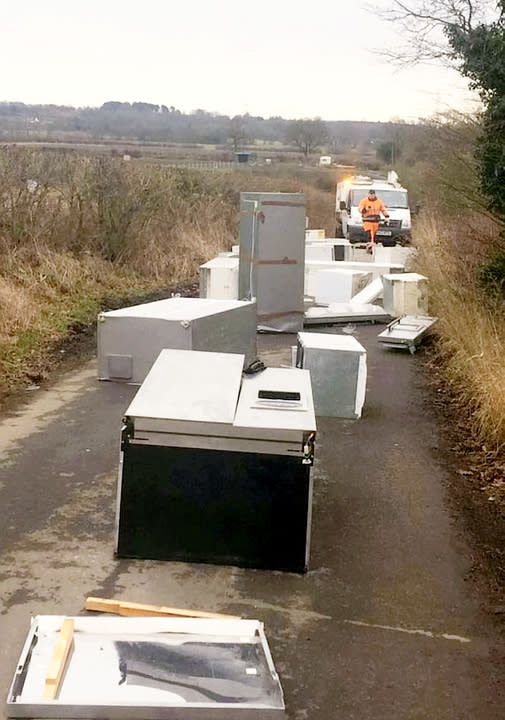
[357,197,389,223]
[357,196,389,243]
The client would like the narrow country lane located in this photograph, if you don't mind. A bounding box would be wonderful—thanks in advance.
[0,325,504,719]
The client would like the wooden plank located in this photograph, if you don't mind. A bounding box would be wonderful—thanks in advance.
[42,618,74,700]
[85,596,240,620]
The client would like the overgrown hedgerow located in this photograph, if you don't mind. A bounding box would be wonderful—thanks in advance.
[0,146,335,396]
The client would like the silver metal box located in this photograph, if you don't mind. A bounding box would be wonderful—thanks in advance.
[297,332,367,418]
[116,349,316,572]
[7,615,285,719]
[239,192,306,332]
[97,297,257,383]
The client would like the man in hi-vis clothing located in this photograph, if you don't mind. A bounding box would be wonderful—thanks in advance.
[358,188,389,252]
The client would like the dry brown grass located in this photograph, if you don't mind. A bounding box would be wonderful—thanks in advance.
[0,147,337,395]
[414,213,505,448]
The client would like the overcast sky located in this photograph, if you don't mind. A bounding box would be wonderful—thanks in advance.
[2,0,479,122]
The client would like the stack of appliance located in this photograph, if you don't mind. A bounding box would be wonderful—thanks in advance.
[115,349,317,572]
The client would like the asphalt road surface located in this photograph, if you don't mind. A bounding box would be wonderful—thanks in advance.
[0,325,504,719]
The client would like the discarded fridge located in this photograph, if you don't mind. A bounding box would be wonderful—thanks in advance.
[296,332,367,418]
[382,272,429,317]
[239,192,306,332]
[199,256,239,300]
[97,297,256,384]
[116,349,317,572]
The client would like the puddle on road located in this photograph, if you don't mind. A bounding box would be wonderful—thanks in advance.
[0,360,97,462]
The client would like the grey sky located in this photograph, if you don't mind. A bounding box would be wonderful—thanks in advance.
[2,0,478,121]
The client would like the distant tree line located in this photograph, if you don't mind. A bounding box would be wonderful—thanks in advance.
[0,101,425,157]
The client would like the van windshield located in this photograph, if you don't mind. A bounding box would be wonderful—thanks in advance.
[350,189,409,209]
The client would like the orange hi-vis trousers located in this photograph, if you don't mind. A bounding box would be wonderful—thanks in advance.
[363,219,380,244]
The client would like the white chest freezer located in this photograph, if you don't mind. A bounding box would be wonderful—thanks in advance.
[305,242,334,262]
[116,350,317,572]
[8,616,285,719]
[199,256,239,299]
[97,297,257,383]
[296,332,367,418]
[382,272,429,316]
[314,268,372,305]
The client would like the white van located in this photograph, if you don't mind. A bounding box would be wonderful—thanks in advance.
[335,173,412,245]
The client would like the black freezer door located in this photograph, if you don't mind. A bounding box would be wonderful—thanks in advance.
[116,443,312,573]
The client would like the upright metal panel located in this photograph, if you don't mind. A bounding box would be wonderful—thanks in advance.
[239,192,305,332]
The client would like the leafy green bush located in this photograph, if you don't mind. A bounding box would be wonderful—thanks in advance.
[477,249,505,299]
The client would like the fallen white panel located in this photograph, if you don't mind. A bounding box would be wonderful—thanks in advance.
[349,276,383,306]
[304,303,391,325]
[7,615,285,719]
[297,332,367,418]
[382,273,429,316]
[378,315,437,353]
[305,260,404,296]
[314,269,372,305]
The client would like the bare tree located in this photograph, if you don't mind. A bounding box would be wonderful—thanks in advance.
[228,115,248,152]
[373,0,500,65]
[286,118,328,157]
